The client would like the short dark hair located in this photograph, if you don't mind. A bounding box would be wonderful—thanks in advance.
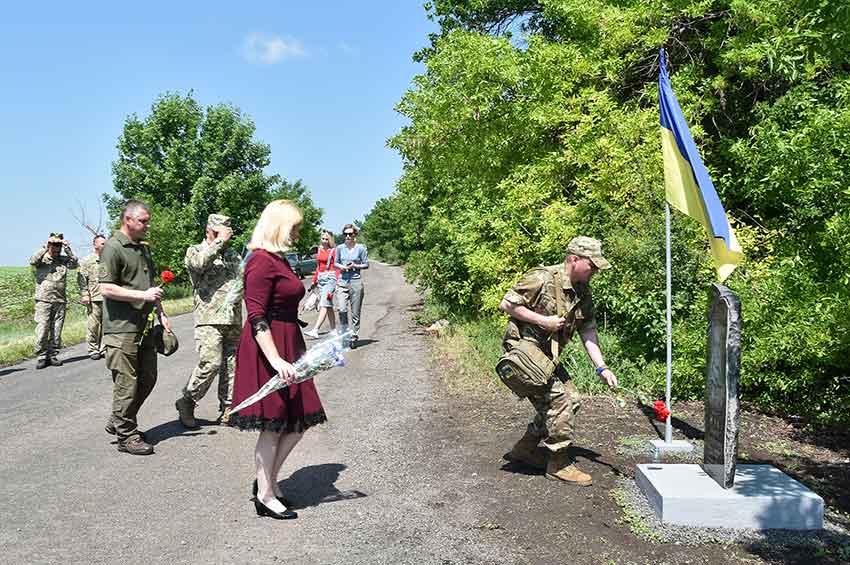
[122,199,150,220]
[342,223,358,235]
[93,234,106,243]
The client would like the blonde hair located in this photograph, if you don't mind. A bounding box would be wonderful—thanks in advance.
[247,200,303,253]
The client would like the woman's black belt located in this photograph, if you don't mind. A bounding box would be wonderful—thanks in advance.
[267,311,308,327]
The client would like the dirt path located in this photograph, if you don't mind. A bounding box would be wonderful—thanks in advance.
[0,262,846,564]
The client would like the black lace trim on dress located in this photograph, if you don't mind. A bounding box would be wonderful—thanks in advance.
[227,411,327,433]
[251,318,270,335]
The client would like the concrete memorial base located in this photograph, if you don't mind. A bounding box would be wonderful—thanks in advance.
[650,439,694,454]
[636,463,824,530]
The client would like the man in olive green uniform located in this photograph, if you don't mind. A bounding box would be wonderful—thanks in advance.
[100,200,171,456]
[30,233,79,369]
[499,236,618,486]
[175,213,242,428]
[77,234,107,360]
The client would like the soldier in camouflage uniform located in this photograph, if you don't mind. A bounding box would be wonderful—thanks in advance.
[77,234,107,360]
[30,233,79,369]
[498,236,618,486]
[175,213,243,428]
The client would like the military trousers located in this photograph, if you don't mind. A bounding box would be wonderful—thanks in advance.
[34,300,66,360]
[85,301,105,356]
[104,331,157,441]
[336,278,364,338]
[526,365,581,453]
[181,324,240,410]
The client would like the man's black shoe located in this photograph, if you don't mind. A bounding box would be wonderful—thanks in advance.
[35,359,49,370]
[49,357,63,367]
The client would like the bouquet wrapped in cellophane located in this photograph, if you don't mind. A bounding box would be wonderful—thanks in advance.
[231,329,352,414]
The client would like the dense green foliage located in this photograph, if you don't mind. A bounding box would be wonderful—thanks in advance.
[108,92,323,280]
[366,0,850,424]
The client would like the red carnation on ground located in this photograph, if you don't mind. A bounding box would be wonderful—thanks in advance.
[653,400,671,422]
[160,270,175,285]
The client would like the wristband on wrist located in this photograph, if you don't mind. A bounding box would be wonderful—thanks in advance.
[595,366,607,376]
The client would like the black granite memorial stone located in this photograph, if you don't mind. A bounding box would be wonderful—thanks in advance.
[702,284,742,489]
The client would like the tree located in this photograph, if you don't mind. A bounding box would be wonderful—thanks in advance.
[107,92,323,276]
[371,0,850,424]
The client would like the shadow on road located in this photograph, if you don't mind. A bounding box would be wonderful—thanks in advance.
[280,463,367,509]
[352,338,379,350]
[143,418,221,444]
[61,354,94,366]
[0,367,25,377]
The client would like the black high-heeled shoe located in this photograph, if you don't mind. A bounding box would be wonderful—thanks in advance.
[252,479,293,507]
[253,498,298,520]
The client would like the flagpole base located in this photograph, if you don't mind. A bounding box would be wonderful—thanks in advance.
[650,439,694,454]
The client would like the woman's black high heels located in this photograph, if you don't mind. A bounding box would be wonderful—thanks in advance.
[253,498,298,520]
[252,479,293,508]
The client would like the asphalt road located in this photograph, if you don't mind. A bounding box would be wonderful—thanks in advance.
[0,263,522,565]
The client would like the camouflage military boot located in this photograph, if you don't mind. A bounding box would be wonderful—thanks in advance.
[504,430,546,469]
[545,450,592,486]
[175,397,199,429]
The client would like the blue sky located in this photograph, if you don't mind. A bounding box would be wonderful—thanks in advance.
[0,1,436,265]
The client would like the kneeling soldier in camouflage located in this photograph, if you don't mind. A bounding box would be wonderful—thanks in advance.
[498,236,618,486]
[175,213,242,428]
[30,233,79,368]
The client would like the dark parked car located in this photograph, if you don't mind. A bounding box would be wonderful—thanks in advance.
[285,251,317,279]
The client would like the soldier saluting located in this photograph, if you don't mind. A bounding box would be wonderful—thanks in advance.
[30,233,79,369]
[175,213,243,428]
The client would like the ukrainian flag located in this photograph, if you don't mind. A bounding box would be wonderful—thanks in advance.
[659,49,743,282]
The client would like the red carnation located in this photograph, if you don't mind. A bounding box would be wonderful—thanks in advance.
[160,270,175,285]
[653,400,671,422]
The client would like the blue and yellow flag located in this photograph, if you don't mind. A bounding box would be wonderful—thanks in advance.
[659,49,743,282]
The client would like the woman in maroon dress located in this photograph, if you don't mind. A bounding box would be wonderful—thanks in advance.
[228,200,326,520]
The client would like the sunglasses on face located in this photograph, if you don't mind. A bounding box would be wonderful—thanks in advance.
[344,232,355,237]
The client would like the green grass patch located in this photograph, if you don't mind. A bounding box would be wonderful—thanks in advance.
[0,296,194,366]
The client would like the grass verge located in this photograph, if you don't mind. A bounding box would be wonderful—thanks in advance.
[0,296,194,366]
[418,298,664,400]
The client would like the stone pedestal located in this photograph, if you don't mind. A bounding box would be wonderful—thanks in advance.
[636,463,824,530]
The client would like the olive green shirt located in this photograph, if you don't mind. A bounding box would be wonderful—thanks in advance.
[99,231,156,334]
[502,263,597,356]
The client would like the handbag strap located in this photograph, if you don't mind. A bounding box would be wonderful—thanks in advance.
[324,247,335,271]
[551,268,567,360]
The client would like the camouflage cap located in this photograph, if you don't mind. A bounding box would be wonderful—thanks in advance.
[47,232,64,244]
[207,214,231,230]
[567,236,611,270]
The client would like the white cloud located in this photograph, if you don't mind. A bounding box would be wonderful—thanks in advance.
[242,33,306,64]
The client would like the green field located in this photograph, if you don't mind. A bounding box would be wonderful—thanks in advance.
[0,266,193,365]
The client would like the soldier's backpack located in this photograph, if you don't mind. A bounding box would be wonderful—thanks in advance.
[495,268,567,398]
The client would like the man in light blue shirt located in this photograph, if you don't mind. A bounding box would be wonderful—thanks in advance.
[335,224,368,348]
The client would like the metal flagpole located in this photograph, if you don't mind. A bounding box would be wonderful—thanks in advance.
[651,202,692,454]
[665,201,673,444]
